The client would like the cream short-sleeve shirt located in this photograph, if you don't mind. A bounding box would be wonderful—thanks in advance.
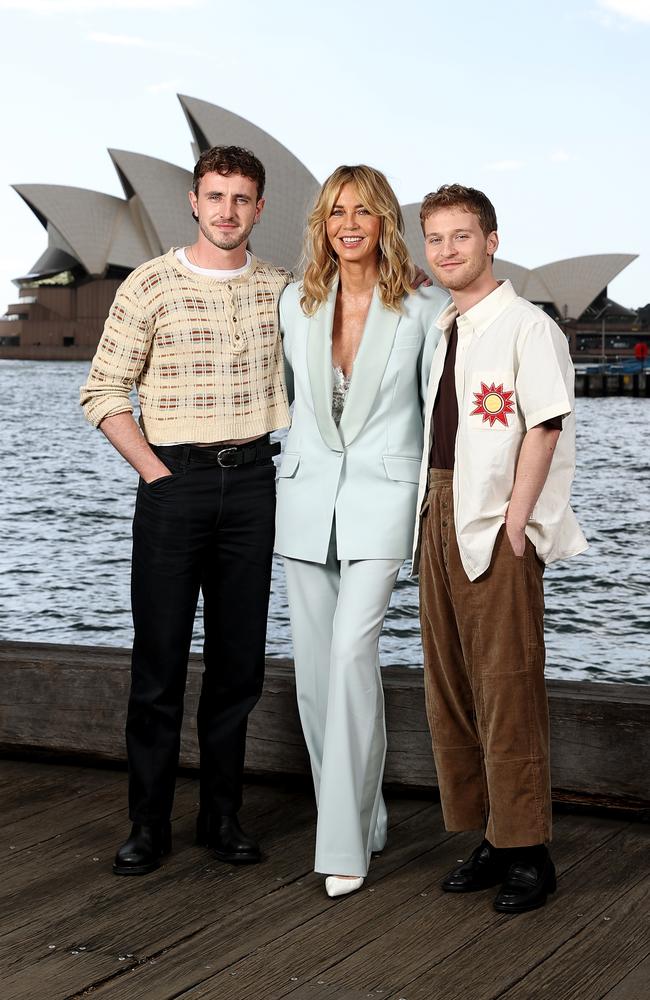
[413,280,588,580]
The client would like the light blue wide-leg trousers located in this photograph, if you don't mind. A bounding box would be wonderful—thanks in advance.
[283,532,402,877]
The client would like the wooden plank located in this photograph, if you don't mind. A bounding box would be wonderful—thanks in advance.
[278,989,373,1000]
[547,682,650,802]
[0,642,310,774]
[0,759,430,1000]
[2,760,647,1000]
[0,763,122,829]
[1,641,649,805]
[0,778,146,952]
[2,771,153,856]
[0,776,299,933]
[0,771,311,957]
[69,798,455,1000]
[0,777,193,941]
[368,822,650,1000]
[497,878,650,1000]
[0,759,61,786]
[180,813,622,1000]
[600,952,650,1000]
[0,758,119,787]
[6,784,422,1000]
[0,778,322,999]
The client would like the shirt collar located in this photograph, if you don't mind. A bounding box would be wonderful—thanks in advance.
[456,279,518,337]
[435,279,518,337]
[435,300,459,334]
[168,248,258,284]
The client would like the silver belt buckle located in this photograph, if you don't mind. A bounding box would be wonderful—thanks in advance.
[216,446,238,468]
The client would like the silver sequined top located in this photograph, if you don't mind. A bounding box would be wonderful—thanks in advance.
[332,365,352,426]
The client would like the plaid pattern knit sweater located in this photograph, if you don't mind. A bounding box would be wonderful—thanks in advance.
[80,250,291,443]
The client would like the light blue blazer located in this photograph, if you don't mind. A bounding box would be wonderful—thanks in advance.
[274,280,450,563]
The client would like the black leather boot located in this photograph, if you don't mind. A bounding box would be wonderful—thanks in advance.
[112,821,172,876]
[196,810,261,864]
[441,839,512,892]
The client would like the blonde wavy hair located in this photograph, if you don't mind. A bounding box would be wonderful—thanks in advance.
[300,165,415,315]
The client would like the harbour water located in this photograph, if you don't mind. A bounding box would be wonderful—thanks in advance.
[1,360,648,685]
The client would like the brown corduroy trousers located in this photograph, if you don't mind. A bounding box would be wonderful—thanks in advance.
[419,469,552,848]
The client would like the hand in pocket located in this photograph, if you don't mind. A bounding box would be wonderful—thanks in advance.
[145,468,173,486]
[506,522,526,558]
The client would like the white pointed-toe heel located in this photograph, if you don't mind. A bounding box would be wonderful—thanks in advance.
[325,876,364,898]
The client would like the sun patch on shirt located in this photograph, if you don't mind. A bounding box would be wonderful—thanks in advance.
[470,381,515,427]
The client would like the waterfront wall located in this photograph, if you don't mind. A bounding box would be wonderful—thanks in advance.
[1,641,648,810]
[575,370,649,397]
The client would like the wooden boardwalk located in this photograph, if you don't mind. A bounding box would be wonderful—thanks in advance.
[1,759,648,1000]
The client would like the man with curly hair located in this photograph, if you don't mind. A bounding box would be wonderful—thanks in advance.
[81,146,290,875]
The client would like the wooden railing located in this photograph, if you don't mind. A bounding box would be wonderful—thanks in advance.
[1,641,648,809]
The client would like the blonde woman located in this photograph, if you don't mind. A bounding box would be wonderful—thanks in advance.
[275,166,449,897]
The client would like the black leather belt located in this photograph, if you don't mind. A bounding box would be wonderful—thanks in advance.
[154,439,280,468]
[207,440,280,468]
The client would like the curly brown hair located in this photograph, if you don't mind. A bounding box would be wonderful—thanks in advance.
[193,146,266,199]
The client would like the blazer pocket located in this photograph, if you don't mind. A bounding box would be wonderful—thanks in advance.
[394,336,419,350]
[382,455,421,484]
[278,452,300,478]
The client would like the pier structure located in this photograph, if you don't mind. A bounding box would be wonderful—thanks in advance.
[575,365,650,397]
[2,758,649,1000]
[1,640,649,999]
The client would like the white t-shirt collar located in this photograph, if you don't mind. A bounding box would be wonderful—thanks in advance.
[175,246,251,280]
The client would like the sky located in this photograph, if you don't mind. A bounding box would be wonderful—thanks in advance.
[1,0,649,313]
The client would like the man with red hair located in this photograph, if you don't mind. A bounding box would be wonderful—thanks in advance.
[414,184,587,913]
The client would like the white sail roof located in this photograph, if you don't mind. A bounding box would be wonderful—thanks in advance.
[12,100,637,314]
[108,149,196,255]
[178,95,319,270]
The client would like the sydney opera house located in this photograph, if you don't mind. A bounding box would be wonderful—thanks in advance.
[0,96,642,360]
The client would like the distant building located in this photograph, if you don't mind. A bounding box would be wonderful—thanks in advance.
[0,97,642,361]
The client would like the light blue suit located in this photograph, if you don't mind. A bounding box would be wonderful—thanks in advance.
[275,281,449,560]
[276,279,449,877]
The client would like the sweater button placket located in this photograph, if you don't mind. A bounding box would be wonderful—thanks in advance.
[228,287,242,348]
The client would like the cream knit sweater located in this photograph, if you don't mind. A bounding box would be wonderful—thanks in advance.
[80,250,291,443]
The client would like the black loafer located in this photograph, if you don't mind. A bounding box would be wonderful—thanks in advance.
[112,821,172,876]
[441,839,512,893]
[196,811,261,865]
[494,851,557,913]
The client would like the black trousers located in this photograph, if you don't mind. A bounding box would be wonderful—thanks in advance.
[127,443,276,823]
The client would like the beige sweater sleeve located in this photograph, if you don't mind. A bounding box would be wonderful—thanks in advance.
[79,284,154,428]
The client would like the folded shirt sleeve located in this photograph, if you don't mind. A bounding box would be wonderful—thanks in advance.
[515,319,573,431]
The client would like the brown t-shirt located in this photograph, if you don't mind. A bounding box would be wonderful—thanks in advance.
[429,321,563,471]
[430,321,459,470]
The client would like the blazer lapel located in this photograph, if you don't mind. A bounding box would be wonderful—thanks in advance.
[307,281,344,452]
[339,289,400,447]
